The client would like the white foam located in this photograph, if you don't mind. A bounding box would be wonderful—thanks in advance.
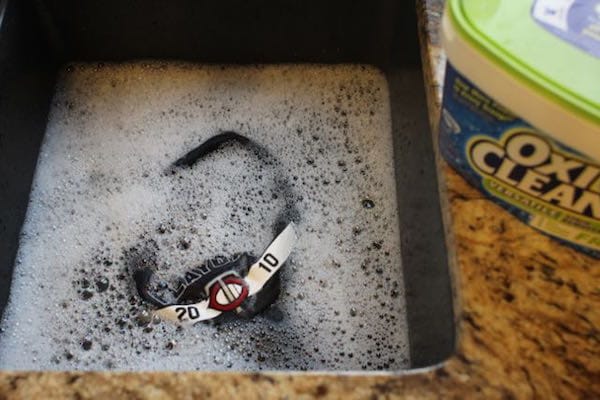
[0,63,409,371]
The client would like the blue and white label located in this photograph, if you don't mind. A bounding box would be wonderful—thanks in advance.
[532,0,600,58]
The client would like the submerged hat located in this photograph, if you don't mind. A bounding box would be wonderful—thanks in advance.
[133,132,298,325]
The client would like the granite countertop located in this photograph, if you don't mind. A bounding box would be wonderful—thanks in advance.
[1,1,598,398]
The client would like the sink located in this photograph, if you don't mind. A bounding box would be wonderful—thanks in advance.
[0,0,453,371]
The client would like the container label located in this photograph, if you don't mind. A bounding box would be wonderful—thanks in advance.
[468,130,600,251]
[532,0,600,58]
[440,63,600,257]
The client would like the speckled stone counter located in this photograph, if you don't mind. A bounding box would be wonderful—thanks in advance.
[0,1,598,398]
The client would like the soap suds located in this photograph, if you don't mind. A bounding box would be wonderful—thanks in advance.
[0,63,408,371]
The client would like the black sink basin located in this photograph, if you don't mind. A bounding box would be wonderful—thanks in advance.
[0,0,453,370]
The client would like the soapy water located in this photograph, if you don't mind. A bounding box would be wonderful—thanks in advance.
[0,63,408,371]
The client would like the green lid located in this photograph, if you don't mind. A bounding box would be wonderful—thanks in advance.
[447,0,600,127]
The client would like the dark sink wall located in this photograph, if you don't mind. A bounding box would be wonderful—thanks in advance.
[36,0,421,65]
[0,0,58,322]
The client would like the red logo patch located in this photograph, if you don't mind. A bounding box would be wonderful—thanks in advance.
[208,274,249,312]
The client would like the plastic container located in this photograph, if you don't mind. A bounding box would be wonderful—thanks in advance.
[440,0,600,258]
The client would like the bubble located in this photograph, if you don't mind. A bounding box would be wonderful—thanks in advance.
[165,340,176,350]
[81,290,94,300]
[178,238,191,250]
[81,338,93,351]
[135,310,152,327]
[362,199,375,209]
[96,277,109,293]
